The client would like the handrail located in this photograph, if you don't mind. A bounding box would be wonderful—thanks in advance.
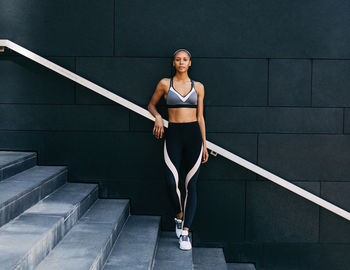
[1,39,350,222]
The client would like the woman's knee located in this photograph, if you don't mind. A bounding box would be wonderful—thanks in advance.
[166,178,178,190]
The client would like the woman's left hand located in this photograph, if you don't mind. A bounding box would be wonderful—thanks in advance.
[202,147,209,163]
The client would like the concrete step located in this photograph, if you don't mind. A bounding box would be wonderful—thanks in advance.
[257,269,318,270]
[227,263,256,270]
[0,151,36,181]
[35,199,130,270]
[0,182,98,270]
[153,231,193,270]
[0,165,67,227]
[193,247,228,270]
[103,215,160,270]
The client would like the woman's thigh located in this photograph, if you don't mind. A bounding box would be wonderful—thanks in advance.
[164,125,183,172]
[183,122,203,174]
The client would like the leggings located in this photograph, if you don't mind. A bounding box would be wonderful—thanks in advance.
[163,121,203,229]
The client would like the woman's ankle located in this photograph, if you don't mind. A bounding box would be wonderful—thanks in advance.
[176,212,183,220]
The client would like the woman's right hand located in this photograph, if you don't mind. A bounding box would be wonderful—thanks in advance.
[153,115,164,139]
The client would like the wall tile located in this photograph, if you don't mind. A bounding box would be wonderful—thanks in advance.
[207,107,343,133]
[0,56,75,104]
[76,57,170,105]
[246,181,319,242]
[0,104,129,131]
[200,133,258,180]
[194,180,246,242]
[190,59,267,106]
[0,131,164,180]
[259,134,350,181]
[269,59,311,106]
[313,60,350,107]
[115,0,350,58]
[319,182,350,243]
[0,0,114,56]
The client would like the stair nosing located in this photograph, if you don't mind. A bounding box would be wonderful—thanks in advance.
[0,166,68,209]
[35,199,130,270]
[102,215,161,270]
[0,181,99,270]
[0,166,68,228]
[0,151,36,167]
[0,152,37,181]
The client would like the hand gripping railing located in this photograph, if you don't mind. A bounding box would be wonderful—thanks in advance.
[1,39,350,222]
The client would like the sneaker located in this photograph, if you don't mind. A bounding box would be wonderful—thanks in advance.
[179,230,192,250]
[174,218,183,238]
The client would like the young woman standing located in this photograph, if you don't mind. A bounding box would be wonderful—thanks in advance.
[148,49,209,250]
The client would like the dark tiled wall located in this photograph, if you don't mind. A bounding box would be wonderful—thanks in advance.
[1,1,350,269]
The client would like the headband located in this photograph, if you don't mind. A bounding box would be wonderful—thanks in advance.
[173,48,191,58]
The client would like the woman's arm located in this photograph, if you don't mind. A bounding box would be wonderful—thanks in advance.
[196,82,209,163]
[148,78,167,139]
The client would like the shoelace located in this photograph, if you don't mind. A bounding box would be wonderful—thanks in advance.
[180,235,189,242]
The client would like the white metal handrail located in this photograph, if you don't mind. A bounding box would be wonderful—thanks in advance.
[1,39,350,222]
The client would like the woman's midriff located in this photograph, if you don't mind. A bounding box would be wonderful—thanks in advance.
[168,107,197,123]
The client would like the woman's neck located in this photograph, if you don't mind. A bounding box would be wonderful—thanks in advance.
[174,73,190,82]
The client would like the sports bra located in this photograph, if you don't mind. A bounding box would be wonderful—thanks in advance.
[166,77,198,108]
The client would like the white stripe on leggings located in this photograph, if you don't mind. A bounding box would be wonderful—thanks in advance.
[183,143,203,227]
[164,140,182,212]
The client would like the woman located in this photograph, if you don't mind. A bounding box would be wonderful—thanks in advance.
[148,48,209,250]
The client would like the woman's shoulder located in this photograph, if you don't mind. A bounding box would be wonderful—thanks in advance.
[159,77,171,82]
[192,79,204,86]
[192,80,205,93]
[158,77,171,87]
[155,78,171,93]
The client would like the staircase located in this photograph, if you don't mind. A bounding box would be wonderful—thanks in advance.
[0,150,256,270]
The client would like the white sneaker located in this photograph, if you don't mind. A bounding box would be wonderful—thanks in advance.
[174,218,183,238]
[179,230,192,251]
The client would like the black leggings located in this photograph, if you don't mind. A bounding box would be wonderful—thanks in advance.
[163,121,203,229]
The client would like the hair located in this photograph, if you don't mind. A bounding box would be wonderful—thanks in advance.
[173,48,191,59]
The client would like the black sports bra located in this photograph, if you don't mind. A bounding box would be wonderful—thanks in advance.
[166,77,198,108]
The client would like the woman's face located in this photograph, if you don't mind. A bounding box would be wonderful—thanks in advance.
[173,51,191,73]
